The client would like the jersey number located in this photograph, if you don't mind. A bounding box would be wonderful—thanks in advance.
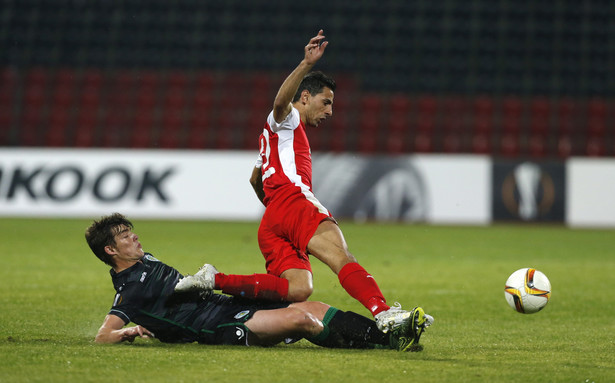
[259,130,276,180]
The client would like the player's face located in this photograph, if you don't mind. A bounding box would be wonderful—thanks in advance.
[106,225,145,264]
[306,87,334,127]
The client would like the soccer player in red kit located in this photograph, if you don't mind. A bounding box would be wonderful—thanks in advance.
[177,30,433,333]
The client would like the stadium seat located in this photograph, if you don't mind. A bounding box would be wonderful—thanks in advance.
[415,96,437,152]
[470,97,494,154]
[473,97,494,133]
[556,98,577,136]
[442,133,462,153]
[45,70,76,147]
[587,99,607,139]
[159,73,189,149]
[441,96,469,153]
[471,132,491,154]
[529,98,550,129]
[416,96,437,132]
[20,70,49,146]
[556,135,572,158]
[358,119,378,153]
[358,95,382,153]
[501,97,523,134]
[46,108,70,147]
[499,132,520,157]
[74,112,96,148]
[130,124,152,148]
[414,133,433,153]
[0,69,17,143]
[585,136,606,157]
[528,133,548,158]
[330,114,349,153]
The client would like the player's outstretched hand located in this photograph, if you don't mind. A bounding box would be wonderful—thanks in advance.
[120,325,155,342]
[304,29,328,65]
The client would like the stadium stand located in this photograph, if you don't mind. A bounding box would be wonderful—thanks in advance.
[0,1,613,157]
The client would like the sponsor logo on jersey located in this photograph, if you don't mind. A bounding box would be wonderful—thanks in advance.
[143,254,160,262]
[235,327,245,340]
[234,310,250,320]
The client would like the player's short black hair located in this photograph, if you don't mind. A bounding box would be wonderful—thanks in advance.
[85,213,134,267]
[292,71,336,102]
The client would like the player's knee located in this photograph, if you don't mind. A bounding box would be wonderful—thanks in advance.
[288,310,323,336]
[286,284,313,302]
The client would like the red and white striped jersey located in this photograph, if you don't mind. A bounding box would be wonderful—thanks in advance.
[256,106,314,206]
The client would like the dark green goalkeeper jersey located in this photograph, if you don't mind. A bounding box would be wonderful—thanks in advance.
[108,253,288,344]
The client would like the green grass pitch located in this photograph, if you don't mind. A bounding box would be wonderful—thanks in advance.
[0,217,613,382]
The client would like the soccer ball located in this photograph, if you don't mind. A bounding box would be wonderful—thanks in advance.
[504,268,551,314]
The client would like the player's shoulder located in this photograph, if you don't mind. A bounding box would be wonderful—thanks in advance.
[267,106,301,132]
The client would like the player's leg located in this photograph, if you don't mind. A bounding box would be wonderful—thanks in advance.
[177,218,311,301]
[244,304,326,346]
[214,267,312,301]
[305,306,390,349]
[176,266,312,302]
[303,304,431,351]
[279,268,313,301]
[246,301,392,350]
[306,220,432,333]
[175,264,292,301]
[307,219,390,317]
[216,229,316,301]
[214,271,291,301]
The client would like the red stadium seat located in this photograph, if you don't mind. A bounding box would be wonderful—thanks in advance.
[416,96,437,133]
[358,119,378,153]
[20,70,50,146]
[528,98,550,139]
[471,97,494,154]
[0,69,17,143]
[473,97,494,131]
[471,133,491,154]
[556,135,572,158]
[556,98,577,136]
[357,95,382,152]
[46,69,78,147]
[442,132,462,153]
[441,96,469,153]
[499,133,520,157]
[587,99,607,138]
[501,97,523,134]
[330,114,349,153]
[586,136,606,157]
[528,133,548,158]
[414,132,434,153]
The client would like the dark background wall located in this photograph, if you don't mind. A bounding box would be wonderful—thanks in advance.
[1,0,614,156]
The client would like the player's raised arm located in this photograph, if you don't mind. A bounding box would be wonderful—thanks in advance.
[272,30,329,123]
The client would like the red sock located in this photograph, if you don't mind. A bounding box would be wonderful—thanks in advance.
[215,273,289,301]
[338,262,390,316]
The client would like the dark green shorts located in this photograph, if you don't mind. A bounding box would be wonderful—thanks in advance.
[196,295,290,346]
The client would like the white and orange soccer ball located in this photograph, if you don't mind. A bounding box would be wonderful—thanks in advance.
[504,268,551,314]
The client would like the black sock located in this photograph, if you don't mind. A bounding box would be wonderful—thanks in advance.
[308,307,390,349]
[328,309,389,346]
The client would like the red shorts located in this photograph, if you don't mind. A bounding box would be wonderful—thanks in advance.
[258,190,333,276]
